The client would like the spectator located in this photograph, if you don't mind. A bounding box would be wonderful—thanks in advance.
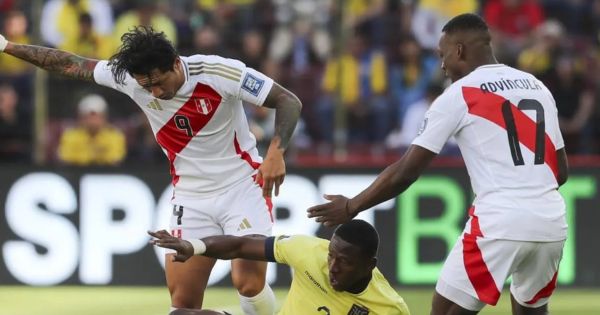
[0,10,33,108]
[484,0,545,64]
[517,19,565,82]
[549,55,595,154]
[40,0,113,47]
[191,24,224,55]
[0,83,31,162]
[60,13,114,59]
[317,32,389,146]
[112,0,177,48]
[411,0,478,51]
[388,35,439,128]
[386,83,459,155]
[58,94,126,166]
[0,10,31,76]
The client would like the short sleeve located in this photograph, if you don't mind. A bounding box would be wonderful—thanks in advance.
[238,67,274,106]
[93,60,135,96]
[411,88,468,153]
[271,235,320,268]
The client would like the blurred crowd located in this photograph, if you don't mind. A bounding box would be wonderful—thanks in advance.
[0,0,599,166]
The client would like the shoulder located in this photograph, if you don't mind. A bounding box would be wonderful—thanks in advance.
[183,55,246,85]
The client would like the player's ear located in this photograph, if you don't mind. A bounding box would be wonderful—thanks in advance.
[456,43,464,60]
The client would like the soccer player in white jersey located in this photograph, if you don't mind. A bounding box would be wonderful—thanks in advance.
[308,13,569,315]
[0,26,302,315]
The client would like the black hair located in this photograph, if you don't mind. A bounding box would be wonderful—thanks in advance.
[108,26,178,84]
[442,13,488,34]
[334,219,379,258]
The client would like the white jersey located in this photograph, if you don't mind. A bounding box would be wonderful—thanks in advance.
[412,64,566,241]
[94,55,274,198]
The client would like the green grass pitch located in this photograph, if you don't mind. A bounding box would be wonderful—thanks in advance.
[0,286,598,315]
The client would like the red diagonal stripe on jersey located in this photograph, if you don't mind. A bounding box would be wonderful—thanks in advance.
[156,83,222,185]
[462,87,558,180]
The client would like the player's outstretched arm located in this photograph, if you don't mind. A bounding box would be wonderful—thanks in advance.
[255,82,302,197]
[0,34,98,82]
[148,230,268,263]
[308,145,436,226]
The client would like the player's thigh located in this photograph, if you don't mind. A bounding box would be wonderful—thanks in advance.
[436,235,527,311]
[218,176,273,238]
[166,197,223,306]
[510,240,564,309]
[431,291,480,315]
[166,255,217,307]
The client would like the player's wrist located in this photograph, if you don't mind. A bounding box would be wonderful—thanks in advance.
[186,239,207,255]
[0,34,8,52]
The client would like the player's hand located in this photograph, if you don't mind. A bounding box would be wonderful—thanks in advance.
[148,230,194,262]
[0,34,8,52]
[256,144,285,197]
[307,195,357,227]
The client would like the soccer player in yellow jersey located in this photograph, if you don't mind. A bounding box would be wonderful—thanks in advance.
[150,220,410,315]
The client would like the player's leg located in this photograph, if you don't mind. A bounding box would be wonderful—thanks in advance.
[510,294,548,315]
[166,200,223,311]
[432,228,526,314]
[218,176,276,315]
[509,240,564,315]
[166,255,216,309]
[231,257,275,315]
[431,291,479,315]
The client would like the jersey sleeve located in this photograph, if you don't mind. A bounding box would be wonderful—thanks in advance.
[411,88,468,153]
[194,55,274,106]
[267,235,320,267]
[93,60,136,96]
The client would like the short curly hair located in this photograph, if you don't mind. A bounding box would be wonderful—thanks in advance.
[108,26,178,84]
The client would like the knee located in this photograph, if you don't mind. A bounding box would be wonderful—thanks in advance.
[168,284,203,309]
[232,273,266,297]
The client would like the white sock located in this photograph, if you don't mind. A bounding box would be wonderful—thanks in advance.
[238,284,276,315]
[168,306,177,315]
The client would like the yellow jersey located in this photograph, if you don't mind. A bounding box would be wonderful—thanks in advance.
[266,235,410,315]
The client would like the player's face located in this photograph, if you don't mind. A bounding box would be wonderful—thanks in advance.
[133,59,185,100]
[437,33,462,82]
[327,236,374,292]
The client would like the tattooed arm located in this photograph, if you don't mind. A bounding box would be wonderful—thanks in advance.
[255,82,302,197]
[4,42,99,82]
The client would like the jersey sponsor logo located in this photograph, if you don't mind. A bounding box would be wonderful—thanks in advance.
[347,304,369,315]
[418,117,428,135]
[304,270,328,294]
[194,98,213,115]
[317,306,331,315]
[171,228,182,239]
[146,99,163,111]
[242,73,264,96]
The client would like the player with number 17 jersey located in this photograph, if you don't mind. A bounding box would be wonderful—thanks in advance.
[413,64,566,242]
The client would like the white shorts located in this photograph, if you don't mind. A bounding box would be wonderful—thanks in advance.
[436,233,564,311]
[169,176,273,242]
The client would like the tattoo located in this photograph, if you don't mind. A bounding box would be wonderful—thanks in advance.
[263,83,302,150]
[5,43,98,81]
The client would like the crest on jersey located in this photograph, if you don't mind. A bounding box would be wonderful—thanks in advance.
[242,73,264,96]
[194,98,213,115]
[347,304,369,315]
[418,117,428,135]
